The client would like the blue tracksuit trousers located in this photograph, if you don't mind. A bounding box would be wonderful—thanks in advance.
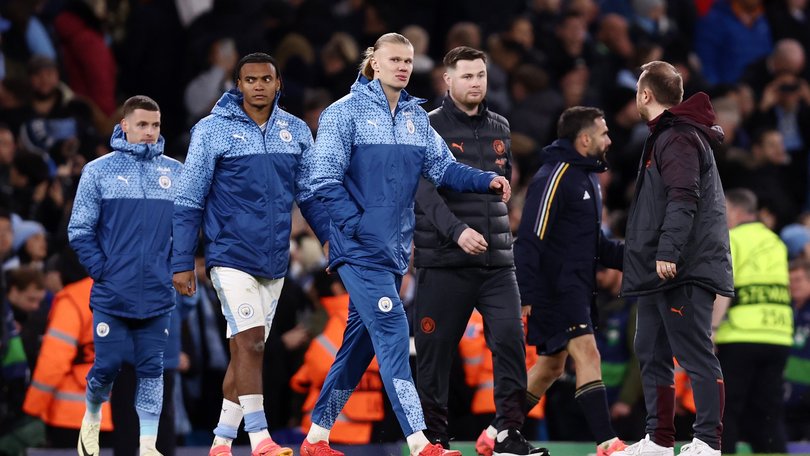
[310,263,426,437]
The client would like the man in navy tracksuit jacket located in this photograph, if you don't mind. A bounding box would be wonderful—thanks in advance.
[172,53,328,456]
[515,107,626,456]
[69,96,182,456]
[298,33,510,456]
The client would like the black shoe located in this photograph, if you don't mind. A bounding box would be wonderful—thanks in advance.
[492,429,551,456]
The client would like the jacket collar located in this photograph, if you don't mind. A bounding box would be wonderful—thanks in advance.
[539,138,608,173]
[211,88,281,126]
[109,124,164,160]
[441,93,488,124]
[350,73,425,113]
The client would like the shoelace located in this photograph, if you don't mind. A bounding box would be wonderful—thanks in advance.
[621,437,651,455]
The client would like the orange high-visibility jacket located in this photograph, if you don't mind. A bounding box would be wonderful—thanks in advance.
[23,277,113,430]
[290,294,384,444]
[674,358,696,414]
[459,310,544,419]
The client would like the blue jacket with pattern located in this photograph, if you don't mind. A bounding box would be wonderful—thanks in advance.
[68,126,182,319]
[303,75,497,275]
[173,90,329,279]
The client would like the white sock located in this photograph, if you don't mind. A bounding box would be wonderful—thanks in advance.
[306,423,331,444]
[139,435,157,454]
[406,431,430,455]
[83,409,101,424]
[485,425,497,439]
[496,429,509,442]
[212,399,243,448]
[239,394,270,449]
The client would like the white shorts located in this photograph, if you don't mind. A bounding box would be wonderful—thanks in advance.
[209,267,284,339]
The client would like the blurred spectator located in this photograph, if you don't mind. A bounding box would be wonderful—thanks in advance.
[0,0,56,81]
[782,223,810,260]
[0,275,44,455]
[742,38,807,99]
[714,188,791,454]
[629,0,680,49]
[6,218,46,271]
[52,0,117,116]
[18,56,97,172]
[316,32,359,102]
[785,259,810,441]
[22,261,114,448]
[767,0,810,51]
[545,12,597,80]
[695,0,773,85]
[301,88,332,136]
[503,16,546,66]
[445,22,482,52]
[6,267,47,371]
[184,38,237,125]
[593,13,635,94]
[723,128,797,230]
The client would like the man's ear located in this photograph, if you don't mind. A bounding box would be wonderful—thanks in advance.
[120,118,128,134]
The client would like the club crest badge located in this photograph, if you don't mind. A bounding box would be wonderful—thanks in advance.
[378,297,393,312]
[406,119,415,134]
[279,129,292,142]
[158,175,171,189]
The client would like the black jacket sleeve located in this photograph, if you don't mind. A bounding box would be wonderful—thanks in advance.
[598,229,624,271]
[656,136,700,263]
[414,177,469,242]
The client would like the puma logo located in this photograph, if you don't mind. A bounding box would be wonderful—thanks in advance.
[366,119,378,127]
[232,134,247,142]
[116,175,129,186]
[670,306,685,317]
[451,142,464,153]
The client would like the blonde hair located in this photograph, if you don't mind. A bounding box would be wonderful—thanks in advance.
[359,33,412,80]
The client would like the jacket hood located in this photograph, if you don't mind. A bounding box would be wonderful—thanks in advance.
[658,92,725,143]
[350,73,425,111]
[539,138,609,172]
[211,88,281,123]
[109,124,164,160]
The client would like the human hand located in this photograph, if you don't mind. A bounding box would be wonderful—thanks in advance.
[457,227,487,255]
[173,270,196,296]
[282,325,310,350]
[490,176,512,203]
[522,305,532,317]
[656,260,677,280]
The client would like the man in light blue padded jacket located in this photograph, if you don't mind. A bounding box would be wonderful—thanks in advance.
[298,33,511,456]
[171,52,329,456]
[69,95,181,456]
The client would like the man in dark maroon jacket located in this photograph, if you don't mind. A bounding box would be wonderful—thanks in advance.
[616,61,733,456]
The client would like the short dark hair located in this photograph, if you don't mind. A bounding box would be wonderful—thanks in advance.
[638,61,683,107]
[557,106,605,142]
[122,95,160,118]
[725,188,758,215]
[443,46,487,69]
[7,267,45,291]
[752,127,780,147]
[234,52,281,84]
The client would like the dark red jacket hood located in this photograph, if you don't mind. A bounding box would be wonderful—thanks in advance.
[648,92,724,143]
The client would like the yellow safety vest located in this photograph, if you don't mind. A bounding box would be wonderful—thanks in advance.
[716,222,793,346]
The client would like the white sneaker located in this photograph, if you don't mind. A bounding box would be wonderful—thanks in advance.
[77,419,100,456]
[677,438,720,456]
[612,435,674,456]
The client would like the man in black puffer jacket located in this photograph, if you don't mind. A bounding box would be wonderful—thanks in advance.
[413,46,543,456]
[615,61,733,456]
